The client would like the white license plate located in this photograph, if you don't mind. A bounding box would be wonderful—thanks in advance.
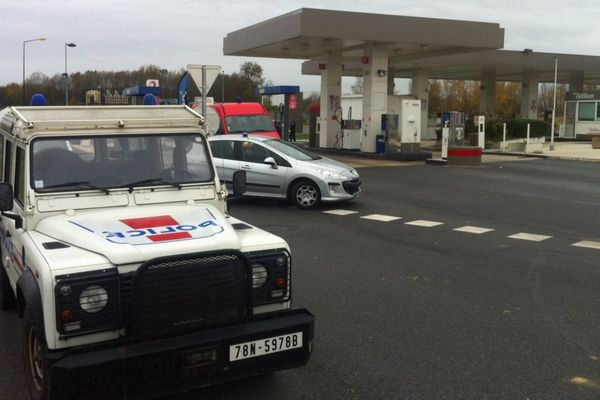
[229,332,303,362]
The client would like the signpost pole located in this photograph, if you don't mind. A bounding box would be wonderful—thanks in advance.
[550,56,558,151]
[502,122,507,151]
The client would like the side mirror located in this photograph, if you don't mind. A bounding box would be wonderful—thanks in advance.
[0,183,14,212]
[232,170,246,196]
[263,157,278,169]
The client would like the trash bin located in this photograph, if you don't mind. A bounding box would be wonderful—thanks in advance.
[376,135,386,154]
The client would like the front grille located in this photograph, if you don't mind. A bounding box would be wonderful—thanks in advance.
[128,251,250,340]
[342,179,361,194]
[119,272,134,326]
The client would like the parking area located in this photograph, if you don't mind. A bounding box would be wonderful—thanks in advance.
[176,157,600,399]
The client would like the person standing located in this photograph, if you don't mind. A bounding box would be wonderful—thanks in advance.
[289,119,296,142]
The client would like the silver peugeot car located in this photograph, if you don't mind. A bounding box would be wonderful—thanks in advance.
[208,134,361,209]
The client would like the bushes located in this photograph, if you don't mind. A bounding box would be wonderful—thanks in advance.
[506,119,549,139]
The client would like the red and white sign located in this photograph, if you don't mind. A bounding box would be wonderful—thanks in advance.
[146,79,160,87]
[289,94,297,110]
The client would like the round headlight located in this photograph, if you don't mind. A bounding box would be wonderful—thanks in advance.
[79,285,108,313]
[252,264,268,288]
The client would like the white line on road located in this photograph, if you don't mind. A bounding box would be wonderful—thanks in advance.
[322,209,359,216]
[454,226,495,234]
[572,241,600,250]
[360,214,402,222]
[508,232,552,242]
[405,220,444,228]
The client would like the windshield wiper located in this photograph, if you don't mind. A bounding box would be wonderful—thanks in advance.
[41,181,110,195]
[126,177,182,193]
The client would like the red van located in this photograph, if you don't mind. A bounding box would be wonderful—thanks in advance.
[207,102,280,138]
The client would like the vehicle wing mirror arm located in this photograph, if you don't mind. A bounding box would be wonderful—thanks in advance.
[2,212,22,230]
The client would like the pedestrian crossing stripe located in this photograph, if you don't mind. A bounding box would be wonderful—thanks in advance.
[360,214,401,222]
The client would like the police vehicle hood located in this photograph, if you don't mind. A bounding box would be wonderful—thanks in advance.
[35,204,240,265]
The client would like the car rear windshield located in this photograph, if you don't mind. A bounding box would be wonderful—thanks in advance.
[31,133,213,192]
[264,139,320,161]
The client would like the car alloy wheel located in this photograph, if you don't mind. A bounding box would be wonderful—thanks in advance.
[293,181,319,209]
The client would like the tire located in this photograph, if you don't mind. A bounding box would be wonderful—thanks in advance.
[23,305,51,400]
[0,266,16,310]
[290,180,320,209]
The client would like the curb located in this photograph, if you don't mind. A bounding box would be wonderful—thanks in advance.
[483,150,548,159]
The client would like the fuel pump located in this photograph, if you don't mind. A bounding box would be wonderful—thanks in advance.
[342,106,362,150]
[385,99,421,154]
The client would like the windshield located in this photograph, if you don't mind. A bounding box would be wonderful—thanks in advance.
[225,115,274,133]
[31,133,213,193]
[264,139,321,161]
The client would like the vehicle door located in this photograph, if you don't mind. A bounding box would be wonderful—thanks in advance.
[209,139,239,185]
[1,140,27,286]
[239,140,287,197]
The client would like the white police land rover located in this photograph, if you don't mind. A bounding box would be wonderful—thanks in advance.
[0,105,313,399]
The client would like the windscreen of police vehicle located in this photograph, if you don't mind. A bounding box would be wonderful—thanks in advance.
[31,134,212,191]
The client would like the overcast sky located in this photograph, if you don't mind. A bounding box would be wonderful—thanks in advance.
[2,0,599,95]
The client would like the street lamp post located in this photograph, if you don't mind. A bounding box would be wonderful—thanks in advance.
[221,70,225,102]
[22,37,47,105]
[550,56,558,151]
[64,42,77,106]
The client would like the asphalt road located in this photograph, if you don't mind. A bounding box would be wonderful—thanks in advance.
[2,158,600,399]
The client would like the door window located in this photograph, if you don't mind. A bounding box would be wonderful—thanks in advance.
[4,140,12,183]
[0,138,4,180]
[209,140,236,160]
[241,142,270,163]
[14,147,25,205]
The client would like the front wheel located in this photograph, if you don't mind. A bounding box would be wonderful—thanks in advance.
[23,306,51,400]
[290,180,320,209]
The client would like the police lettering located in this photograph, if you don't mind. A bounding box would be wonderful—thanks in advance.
[103,220,219,239]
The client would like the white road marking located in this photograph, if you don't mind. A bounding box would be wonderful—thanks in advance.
[360,214,401,222]
[322,209,358,216]
[405,220,444,228]
[572,241,600,250]
[454,226,494,234]
[508,232,552,242]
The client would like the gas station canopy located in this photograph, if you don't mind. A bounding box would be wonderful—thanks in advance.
[224,8,505,61]
[225,7,600,86]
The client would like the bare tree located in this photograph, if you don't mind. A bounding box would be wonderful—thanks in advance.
[350,78,363,95]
